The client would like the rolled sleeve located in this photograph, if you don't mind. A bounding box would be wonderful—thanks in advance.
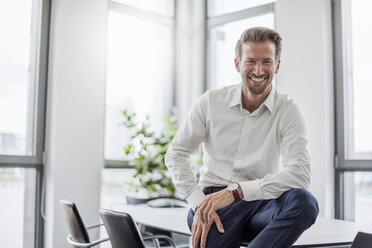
[186,187,206,211]
[239,180,262,201]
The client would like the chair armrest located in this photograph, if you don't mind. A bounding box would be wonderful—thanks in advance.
[143,234,177,248]
[86,223,105,230]
[86,223,106,241]
[67,234,109,247]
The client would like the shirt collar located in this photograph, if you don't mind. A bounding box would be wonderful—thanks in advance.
[228,83,242,108]
[262,86,275,114]
[228,83,276,114]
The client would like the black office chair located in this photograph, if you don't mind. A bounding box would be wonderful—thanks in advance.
[126,197,189,246]
[351,231,372,248]
[60,200,109,247]
[99,208,177,248]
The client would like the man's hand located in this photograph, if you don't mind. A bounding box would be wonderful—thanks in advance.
[191,209,224,248]
[198,189,235,224]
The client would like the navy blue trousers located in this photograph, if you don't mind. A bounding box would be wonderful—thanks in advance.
[187,188,319,248]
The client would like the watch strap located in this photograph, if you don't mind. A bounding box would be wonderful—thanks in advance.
[232,189,240,201]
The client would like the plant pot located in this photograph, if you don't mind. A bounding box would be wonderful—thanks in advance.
[125,195,159,205]
[125,195,187,207]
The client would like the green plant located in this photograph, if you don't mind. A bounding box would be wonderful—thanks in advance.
[122,110,179,197]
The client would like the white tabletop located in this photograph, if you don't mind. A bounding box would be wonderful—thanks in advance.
[295,217,372,246]
[113,204,189,235]
[112,204,372,247]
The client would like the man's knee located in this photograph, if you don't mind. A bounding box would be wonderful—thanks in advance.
[285,188,319,227]
[187,209,195,231]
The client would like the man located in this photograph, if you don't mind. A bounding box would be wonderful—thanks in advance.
[165,27,319,248]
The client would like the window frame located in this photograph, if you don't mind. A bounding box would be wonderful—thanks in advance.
[332,0,372,220]
[104,0,176,168]
[0,0,51,246]
[205,2,275,90]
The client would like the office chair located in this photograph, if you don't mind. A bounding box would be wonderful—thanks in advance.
[60,199,109,247]
[99,208,177,248]
[126,197,189,246]
[351,231,372,248]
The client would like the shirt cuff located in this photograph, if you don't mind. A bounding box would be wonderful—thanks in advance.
[186,187,206,211]
[240,179,263,201]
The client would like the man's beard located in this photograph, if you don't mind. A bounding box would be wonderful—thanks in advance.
[243,74,273,95]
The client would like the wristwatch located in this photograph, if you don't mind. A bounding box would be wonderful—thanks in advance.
[227,183,241,202]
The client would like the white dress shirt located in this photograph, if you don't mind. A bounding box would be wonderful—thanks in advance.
[165,83,311,211]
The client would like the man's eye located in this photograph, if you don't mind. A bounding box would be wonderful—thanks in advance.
[246,60,255,64]
[263,60,272,64]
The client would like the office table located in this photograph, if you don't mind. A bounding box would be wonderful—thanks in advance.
[112,204,372,247]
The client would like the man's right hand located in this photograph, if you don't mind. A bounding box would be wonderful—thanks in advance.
[191,209,225,248]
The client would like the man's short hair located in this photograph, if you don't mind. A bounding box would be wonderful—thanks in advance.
[235,27,282,61]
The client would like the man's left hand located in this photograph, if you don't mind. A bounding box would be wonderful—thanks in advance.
[197,189,235,224]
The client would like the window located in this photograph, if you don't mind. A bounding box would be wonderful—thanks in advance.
[0,1,35,156]
[333,0,372,221]
[342,171,372,224]
[206,0,275,89]
[0,0,50,247]
[0,168,37,247]
[208,0,275,16]
[343,0,372,159]
[105,0,175,162]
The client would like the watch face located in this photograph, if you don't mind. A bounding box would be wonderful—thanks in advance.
[227,183,238,191]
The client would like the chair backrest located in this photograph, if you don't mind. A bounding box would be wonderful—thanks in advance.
[100,209,145,248]
[60,200,90,244]
[351,231,372,248]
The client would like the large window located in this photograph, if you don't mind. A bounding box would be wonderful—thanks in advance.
[206,0,275,89]
[105,0,175,162]
[0,0,50,247]
[342,0,372,159]
[1,1,35,156]
[333,0,372,222]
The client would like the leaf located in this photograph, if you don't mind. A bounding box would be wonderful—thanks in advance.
[120,107,196,196]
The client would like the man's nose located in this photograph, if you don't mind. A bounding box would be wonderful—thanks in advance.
[253,63,264,76]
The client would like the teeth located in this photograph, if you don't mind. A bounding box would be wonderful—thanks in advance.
[250,77,265,82]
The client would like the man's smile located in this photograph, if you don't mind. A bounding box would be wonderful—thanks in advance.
[248,75,268,84]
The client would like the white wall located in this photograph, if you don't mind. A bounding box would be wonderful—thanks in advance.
[276,0,335,218]
[44,0,107,247]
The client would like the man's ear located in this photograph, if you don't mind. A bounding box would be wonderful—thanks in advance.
[275,59,281,74]
[234,58,240,73]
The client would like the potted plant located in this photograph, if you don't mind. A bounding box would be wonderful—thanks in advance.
[122,109,201,204]
[122,109,180,204]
